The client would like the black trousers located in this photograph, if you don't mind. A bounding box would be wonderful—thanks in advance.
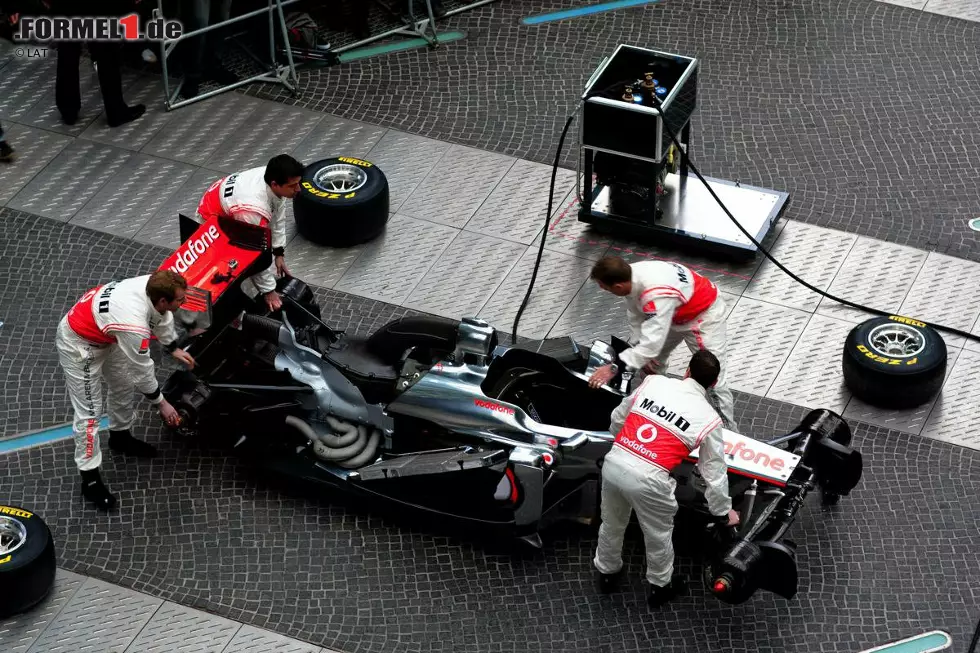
[56,42,128,121]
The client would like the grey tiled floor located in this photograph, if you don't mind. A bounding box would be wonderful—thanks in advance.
[1,56,979,448]
[0,570,334,653]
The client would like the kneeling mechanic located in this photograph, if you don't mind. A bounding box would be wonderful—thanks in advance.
[56,271,196,511]
[593,349,739,607]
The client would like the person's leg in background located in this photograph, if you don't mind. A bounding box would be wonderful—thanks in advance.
[180,0,236,99]
[55,41,84,124]
[87,41,145,127]
[0,121,14,162]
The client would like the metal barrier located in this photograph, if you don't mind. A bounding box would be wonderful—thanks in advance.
[154,0,301,110]
[331,0,500,53]
[153,0,500,110]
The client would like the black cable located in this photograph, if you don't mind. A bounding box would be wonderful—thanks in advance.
[511,112,577,345]
[644,95,980,343]
[511,90,980,345]
[967,610,980,653]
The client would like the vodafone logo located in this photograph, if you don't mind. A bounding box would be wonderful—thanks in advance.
[474,399,515,415]
[169,224,221,275]
[636,423,658,444]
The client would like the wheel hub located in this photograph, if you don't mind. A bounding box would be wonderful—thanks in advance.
[313,164,368,193]
[0,516,27,556]
[868,324,926,358]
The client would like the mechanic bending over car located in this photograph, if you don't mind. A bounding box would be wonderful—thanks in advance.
[587,255,738,431]
[56,271,196,511]
[195,154,304,312]
[593,349,739,607]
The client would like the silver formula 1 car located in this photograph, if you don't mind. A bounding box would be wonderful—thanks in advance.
[161,213,863,604]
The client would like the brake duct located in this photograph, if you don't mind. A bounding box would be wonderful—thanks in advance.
[285,415,382,469]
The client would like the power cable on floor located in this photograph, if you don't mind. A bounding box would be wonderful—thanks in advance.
[512,92,980,346]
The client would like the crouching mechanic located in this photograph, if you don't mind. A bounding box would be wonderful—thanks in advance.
[196,154,304,312]
[55,271,196,511]
[587,255,738,431]
[593,349,739,607]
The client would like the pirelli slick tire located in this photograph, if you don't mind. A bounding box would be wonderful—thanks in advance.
[0,504,57,618]
[842,316,947,409]
[294,157,389,248]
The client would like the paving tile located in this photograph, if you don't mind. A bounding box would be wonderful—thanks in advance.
[70,153,196,238]
[920,348,980,449]
[333,214,457,304]
[361,131,452,213]
[78,74,178,151]
[26,577,162,653]
[0,570,85,653]
[723,296,812,397]
[398,143,515,228]
[743,221,858,313]
[477,246,594,340]
[403,230,526,319]
[290,115,387,165]
[844,348,961,435]
[0,122,72,205]
[875,0,928,8]
[0,55,56,122]
[898,251,980,351]
[203,101,322,172]
[133,167,228,250]
[766,313,855,413]
[221,625,321,653]
[5,139,134,220]
[141,93,261,168]
[923,0,980,21]
[532,191,612,262]
[464,158,577,244]
[125,600,241,653]
[815,236,929,324]
[279,233,367,290]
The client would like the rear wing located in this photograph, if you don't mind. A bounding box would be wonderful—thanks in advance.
[687,430,801,487]
[160,213,271,326]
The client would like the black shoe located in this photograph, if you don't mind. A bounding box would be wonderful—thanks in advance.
[106,104,146,128]
[598,568,624,594]
[80,468,117,511]
[109,429,158,458]
[61,111,79,126]
[648,574,687,608]
[0,141,14,162]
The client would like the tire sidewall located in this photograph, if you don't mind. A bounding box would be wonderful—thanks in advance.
[0,504,51,574]
[844,316,946,376]
[297,157,386,208]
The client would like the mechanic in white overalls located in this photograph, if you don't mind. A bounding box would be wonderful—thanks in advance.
[587,255,738,431]
[593,349,738,607]
[196,154,304,312]
[55,271,195,511]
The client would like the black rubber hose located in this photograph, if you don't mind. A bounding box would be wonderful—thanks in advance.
[511,92,980,345]
[645,95,980,344]
[967,610,980,653]
[511,113,577,345]
[240,313,284,342]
